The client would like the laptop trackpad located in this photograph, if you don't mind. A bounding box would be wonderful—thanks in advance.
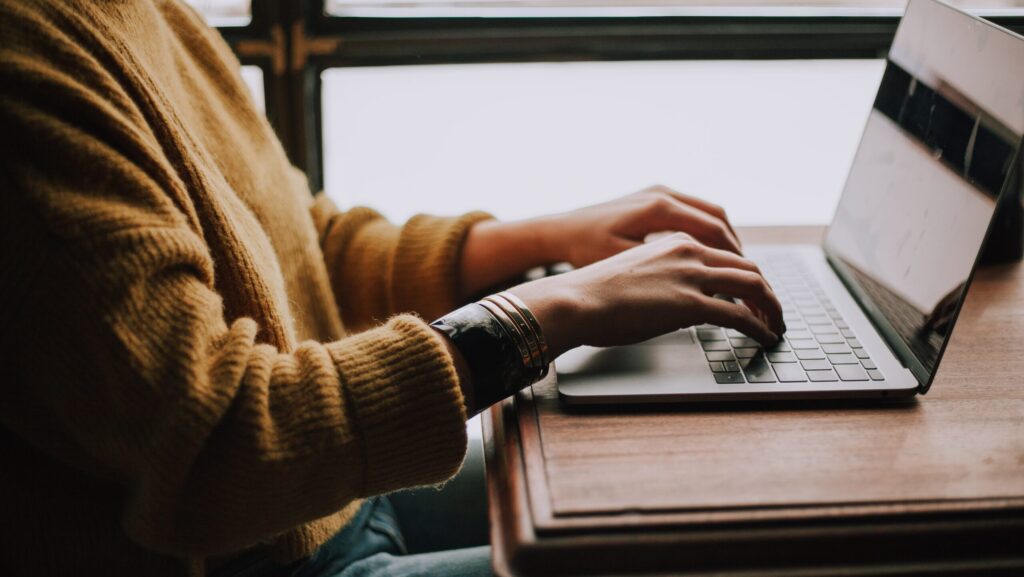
[556,330,697,379]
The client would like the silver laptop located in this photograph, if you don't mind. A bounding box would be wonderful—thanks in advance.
[557,0,1024,405]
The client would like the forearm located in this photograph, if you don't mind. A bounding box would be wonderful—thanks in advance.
[312,196,494,323]
[459,217,562,300]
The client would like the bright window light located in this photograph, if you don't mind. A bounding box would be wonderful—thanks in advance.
[323,60,886,226]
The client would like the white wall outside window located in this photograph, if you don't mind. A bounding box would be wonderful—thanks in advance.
[322,60,885,228]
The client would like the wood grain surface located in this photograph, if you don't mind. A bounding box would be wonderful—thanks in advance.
[485,226,1024,576]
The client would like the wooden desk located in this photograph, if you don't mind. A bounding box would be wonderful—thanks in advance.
[483,226,1024,576]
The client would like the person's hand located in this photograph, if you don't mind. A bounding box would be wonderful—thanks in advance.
[459,185,743,299]
[508,233,783,359]
[536,184,742,268]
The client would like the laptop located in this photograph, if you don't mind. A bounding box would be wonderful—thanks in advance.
[557,0,1024,405]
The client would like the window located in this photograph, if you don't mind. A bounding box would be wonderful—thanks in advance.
[322,59,884,226]
[326,0,1024,18]
[184,0,252,27]
[239,66,266,113]
[194,0,1023,199]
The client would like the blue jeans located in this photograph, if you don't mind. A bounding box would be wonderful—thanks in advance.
[211,436,492,577]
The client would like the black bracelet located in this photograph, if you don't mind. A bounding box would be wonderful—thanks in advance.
[431,303,542,414]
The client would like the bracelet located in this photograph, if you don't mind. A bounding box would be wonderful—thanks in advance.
[477,299,533,368]
[494,292,550,377]
[431,294,551,413]
[482,296,543,372]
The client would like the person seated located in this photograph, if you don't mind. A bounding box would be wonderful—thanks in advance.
[0,1,783,576]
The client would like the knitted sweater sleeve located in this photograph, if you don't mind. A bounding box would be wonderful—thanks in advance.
[310,194,493,330]
[0,5,468,559]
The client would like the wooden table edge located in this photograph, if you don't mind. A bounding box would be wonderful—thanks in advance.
[487,389,1024,576]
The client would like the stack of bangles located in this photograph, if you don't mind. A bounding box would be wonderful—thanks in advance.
[430,291,551,414]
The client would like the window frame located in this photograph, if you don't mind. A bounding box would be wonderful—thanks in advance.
[208,0,1024,192]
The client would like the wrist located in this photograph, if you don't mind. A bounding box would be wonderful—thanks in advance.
[520,214,570,265]
[461,218,560,298]
[507,276,584,360]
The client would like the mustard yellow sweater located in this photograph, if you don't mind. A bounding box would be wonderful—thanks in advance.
[0,1,492,575]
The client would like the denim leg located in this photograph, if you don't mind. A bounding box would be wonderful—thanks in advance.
[291,497,406,577]
[209,498,392,577]
[338,546,492,577]
[213,491,492,577]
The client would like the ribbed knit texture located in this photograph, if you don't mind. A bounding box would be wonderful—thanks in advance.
[0,1,493,575]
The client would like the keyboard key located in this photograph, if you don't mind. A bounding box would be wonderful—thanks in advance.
[715,372,745,384]
[810,325,838,334]
[805,315,832,325]
[801,359,832,371]
[767,352,797,363]
[854,348,871,359]
[835,320,850,329]
[725,329,747,338]
[785,330,812,340]
[734,347,760,359]
[742,357,777,383]
[847,338,862,348]
[822,343,852,354]
[722,360,741,372]
[788,339,820,350]
[807,369,839,382]
[701,340,731,351]
[706,351,735,362]
[836,364,869,381]
[730,337,759,348]
[795,349,826,360]
[867,369,885,381]
[773,363,807,382]
[767,341,792,352]
[697,328,725,341]
[815,334,845,344]
[828,310,844,319]
[861,359,877,370]
[785,322,807,331]
[840,328,857,338]
[827,353,859,365]
[709,361,726,372]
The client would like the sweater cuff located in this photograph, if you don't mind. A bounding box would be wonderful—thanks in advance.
[392,211,494,319]
[326,314,469,495]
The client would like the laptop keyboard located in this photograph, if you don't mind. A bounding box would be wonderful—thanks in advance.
[698,254,884,385]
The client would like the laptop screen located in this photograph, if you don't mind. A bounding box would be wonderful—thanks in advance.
[823,0,1024,387]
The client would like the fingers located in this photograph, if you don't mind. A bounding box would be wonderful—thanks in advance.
[695,247,783,331]
[646,185,741,247]
[698,268,785,336]
[657,237,783,336]
[695,295,779,346]
[648,197,743,255]
[695,245,762,275]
